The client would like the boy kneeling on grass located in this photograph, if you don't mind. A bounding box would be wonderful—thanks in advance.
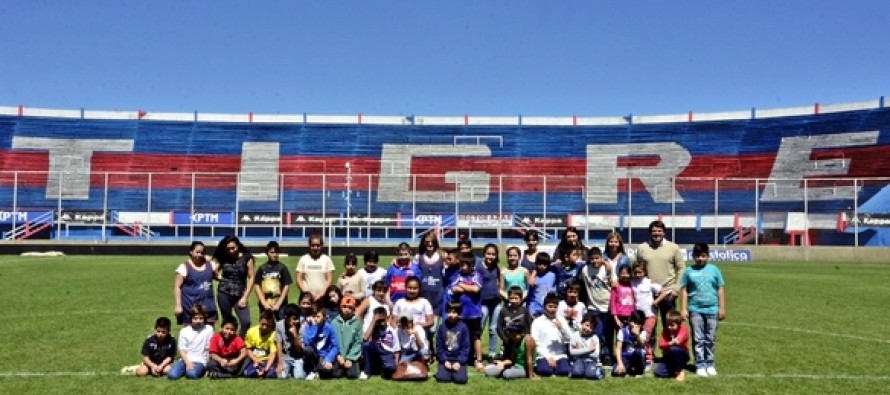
[435,302,470,384]
[612,310,647,378]
[530,292,572,377]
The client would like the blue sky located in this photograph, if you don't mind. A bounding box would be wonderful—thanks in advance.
[2,1,888,117]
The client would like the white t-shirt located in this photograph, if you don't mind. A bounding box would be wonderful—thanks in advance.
[178,324,214,364]
[630,277,662,317]
[530,314,572,360]
[392,297,433,326]
[295,253,334,295]
[175,261,219,277]
[359,267,386,298]
[557,300,588,333]
[362,297,390,335]
[397,326,429,353]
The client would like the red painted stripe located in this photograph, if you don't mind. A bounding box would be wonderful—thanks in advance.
[2,147,890,191]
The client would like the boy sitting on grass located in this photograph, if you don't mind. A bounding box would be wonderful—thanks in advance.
[655,310,690,381]
[133,316,176,377]
[530,292,572,377]
[206,317,248,378]
[244,310,279,378]
[167,304,214,380]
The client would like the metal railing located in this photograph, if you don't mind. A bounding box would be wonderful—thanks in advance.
[0,170,884,246]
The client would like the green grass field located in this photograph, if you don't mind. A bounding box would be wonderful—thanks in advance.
[0,254,888,394]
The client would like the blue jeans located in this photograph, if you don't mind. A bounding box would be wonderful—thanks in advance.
[590,310,614,363]
[244,361,278,378]
[613,349,645,377]
[278,358,306,379]
[167,360,205,380]
[689,312,718,369]
[399,348,429,363]
[480,301,502,357]
[654,345,689,378]
[570,359,604,380]
[534,357,571,376]
[362,341,396,377]
[435,362,468,384]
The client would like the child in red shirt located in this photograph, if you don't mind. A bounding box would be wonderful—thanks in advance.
[654,310,690,381]
[206,317,248,378]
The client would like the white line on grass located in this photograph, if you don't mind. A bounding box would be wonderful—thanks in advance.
[0,372,118,377]
[723,373,890,381]
[1,309,166,319]
[723,322,890,345]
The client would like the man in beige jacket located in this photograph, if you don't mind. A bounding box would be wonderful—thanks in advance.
[635,220,686,327]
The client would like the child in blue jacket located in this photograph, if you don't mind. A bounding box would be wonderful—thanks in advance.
[302,306,340,380]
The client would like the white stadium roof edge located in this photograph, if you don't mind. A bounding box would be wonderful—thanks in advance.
[0,97,887,126]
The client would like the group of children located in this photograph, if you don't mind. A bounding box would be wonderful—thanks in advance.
[133,235,726,384]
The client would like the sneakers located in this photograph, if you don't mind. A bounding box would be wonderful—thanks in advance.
[358,371,368,380]
[119,365,139,375]
[696,368,708,377]
[305,372,318,381]
[675,371,686,382]
[644,361,653,372]
[706,367,718,376]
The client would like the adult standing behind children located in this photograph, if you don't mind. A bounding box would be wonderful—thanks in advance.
[520,232,542,273]
[213,235,255,338]
[416,232,446,341]
[636,220,685,326]
[296,233,335,301]
[174,241,218,326]
[553,226,586,265]
[604,231,631,273]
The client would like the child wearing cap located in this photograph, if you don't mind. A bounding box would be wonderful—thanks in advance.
[332,295,363,379]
